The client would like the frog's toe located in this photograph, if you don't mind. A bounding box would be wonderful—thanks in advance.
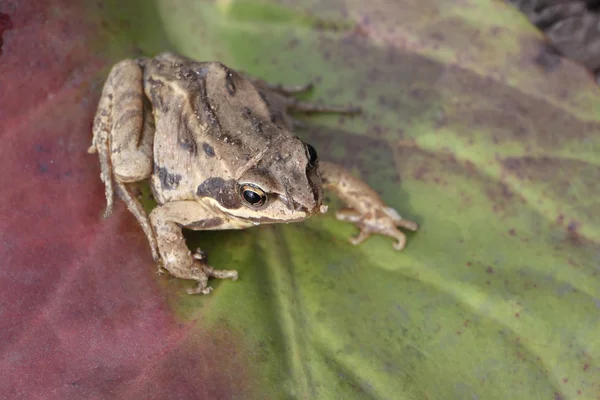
[102,201,114,219]
[390,229,408,251]
[185,265,237,295]
[276,81,314,95]
[201,264,239,281]
[187,285,213,295]
[349,229,371,246]
[340,209,416,251]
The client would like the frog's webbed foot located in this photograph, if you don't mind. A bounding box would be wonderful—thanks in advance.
[336,207,418,251]
[185,249,238,295]
[159,251,238,295]
[319,161,418,250]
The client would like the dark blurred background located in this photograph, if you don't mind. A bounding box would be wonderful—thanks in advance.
[508,0,600,78]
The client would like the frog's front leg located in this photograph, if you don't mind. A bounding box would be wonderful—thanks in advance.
[319,161,418,250]
[149,201,239,295]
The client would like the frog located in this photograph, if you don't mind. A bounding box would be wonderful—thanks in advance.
[88,52,418,295]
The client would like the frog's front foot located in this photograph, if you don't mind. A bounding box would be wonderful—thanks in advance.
[159,250,238,295]
[336,206,418,251]
[183,249,238,295]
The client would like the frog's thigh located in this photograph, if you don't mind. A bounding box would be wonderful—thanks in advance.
[108,59,154,183]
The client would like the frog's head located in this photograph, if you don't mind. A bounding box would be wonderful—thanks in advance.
[230,136,325,223]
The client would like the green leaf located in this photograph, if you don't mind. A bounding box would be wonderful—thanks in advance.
[93,0,600,398]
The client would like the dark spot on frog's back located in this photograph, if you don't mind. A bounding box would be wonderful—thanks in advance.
[224,68,236,95]
[203,142,215,157]
[147,78,168,113]
[155,166,181,190]
[179,139,197,154]
[178,117,198,154]
[196,178,241,209]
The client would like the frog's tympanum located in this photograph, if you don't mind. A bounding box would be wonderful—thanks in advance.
[89,52,418,295]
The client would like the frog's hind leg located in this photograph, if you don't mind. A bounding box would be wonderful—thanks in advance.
[90,59,158,260]
[115,181,160,262]
[89,78,116,219]
[89,59,154,219]
[109,60,157,260]
[105,59,154,185]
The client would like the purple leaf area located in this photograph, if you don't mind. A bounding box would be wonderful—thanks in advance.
[0,1,249,398]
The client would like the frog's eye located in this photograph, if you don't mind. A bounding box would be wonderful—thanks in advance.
[240,184,267,208]
[305,143,318,168]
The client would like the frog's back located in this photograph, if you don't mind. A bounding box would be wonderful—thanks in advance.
[141,53,295,203]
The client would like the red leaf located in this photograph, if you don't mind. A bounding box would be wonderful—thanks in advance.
[0,1,251,398]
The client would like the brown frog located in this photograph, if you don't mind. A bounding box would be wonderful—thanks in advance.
[89,52,418,295]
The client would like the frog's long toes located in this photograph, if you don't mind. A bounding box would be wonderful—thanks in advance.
[187,285,213,295]
[202,265,239,281]
[102,204,113,219]
[398,219,418,231]
[282,82,313,94]
[393,234,407,251]
[349,229,370,246]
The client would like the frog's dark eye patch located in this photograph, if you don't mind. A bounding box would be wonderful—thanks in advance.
[239,184,267,208]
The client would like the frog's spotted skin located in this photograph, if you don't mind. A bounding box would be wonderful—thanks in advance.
[89,52,418,295]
